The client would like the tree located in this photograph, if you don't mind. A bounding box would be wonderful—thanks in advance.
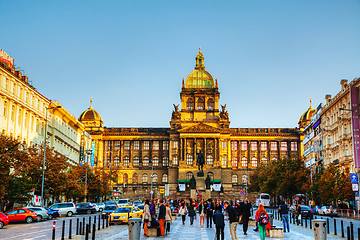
[318,164,339,204]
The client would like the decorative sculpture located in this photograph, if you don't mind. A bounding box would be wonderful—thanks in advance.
[190,175,196,189]
[196,150,205,177]
[205,175,211,189]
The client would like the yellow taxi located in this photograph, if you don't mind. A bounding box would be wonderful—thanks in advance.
[109,206,143,224]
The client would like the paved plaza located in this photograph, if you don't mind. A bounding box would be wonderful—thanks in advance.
[95,215,343,240]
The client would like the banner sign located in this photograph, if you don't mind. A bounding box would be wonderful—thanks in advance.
[0,49,14,66]
[165,184,169,197]
[178,183,185,191]
[351,173,358,184]
[91,143,95,167]
[212,183,221,191]
[350,86,360,168]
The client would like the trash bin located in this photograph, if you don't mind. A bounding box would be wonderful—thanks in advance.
[267,213,274,227]
[313,219,327,240]
[128,218,142,240]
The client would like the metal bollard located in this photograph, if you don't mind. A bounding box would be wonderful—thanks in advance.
[327,218,329,234]
[342,220,345,238]
[80,222,83,235]
[85,224,89,240]
[52,221,56,240]
[301,216,303,226]
[69,219,72,239]
[83,217,85,235]
[102,216,105,229]
[351,222,354,240]
[305,216,308,228]
[98,215,101,231]
[334,219,337,235]
[61,220,65,240]
[92,223,96,240]
[348,226,351,240]
[106,215,109,227]
[310,217,312,229]
[76,218,79,235]
[357,228,360,240]
[89,216,91,234]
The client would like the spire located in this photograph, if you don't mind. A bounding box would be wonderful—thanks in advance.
[195,48,205,70]
[215,77,218,88]
[310,97,312,108]
[90,97,93,108]
[182,77,185,87]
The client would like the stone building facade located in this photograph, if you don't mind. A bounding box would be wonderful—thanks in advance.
[79,50,301,199]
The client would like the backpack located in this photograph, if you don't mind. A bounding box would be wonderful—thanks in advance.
[258,212,269,225]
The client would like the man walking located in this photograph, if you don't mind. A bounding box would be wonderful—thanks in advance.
[206,199,214,228]
[279,200,290,233]
[158,199,166,236]
[213,209,225,240]
[240,198,252,235]
[224,201,238,240]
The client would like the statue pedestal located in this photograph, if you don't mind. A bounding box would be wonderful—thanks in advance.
[190,189,196,199]
[204,189,211,201]
[197,176,205,191]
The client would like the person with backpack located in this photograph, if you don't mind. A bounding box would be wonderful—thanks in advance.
[278,200,290,232]
[224,201,238,240]
[213,209,225,240]
[255,204,269,240]
[188,198,196,225]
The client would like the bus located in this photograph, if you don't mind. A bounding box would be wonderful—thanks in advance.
[256,193,271,207]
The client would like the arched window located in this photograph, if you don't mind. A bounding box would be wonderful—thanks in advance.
[187,154,193,165]
[132,173,138,184]
[163,157,169,167]
[241,157,247,168]
[231,157,238,167]
[124,156,130,167]
[143,156,149,166]
[113,156,120,166]
[207,98,214,110]
[187,98,194,110]
[123,173,128,184]
[272,157,277,161]
[142,174,148,183]
[133,156,139,166]
[186,172,193,180]
[207,155,214,165]
[232,174,238,184]
[152,156,159,167]
[261,157,267,163]
[153,173,158,182]
[251,157,258,168]
[197,98,204,110]
[162,174,168,183]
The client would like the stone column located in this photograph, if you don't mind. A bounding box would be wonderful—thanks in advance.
[193,138,197,167]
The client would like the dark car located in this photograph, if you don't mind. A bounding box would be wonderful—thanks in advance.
[76,203,96,214]
[44,207,60,219]
[300,206,314,219]
[102,205,117,216]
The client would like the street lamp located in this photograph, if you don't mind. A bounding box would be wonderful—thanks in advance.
[340,107,359,218]
[150,159,154,200]
[85,149,93,202]
[41,105,61,207]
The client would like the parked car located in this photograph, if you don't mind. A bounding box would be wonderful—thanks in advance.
[133,201,142,207]
[5,208,37,223]
[118,199,131,207]
[76,203,96,214]
[25,207,49,221]
[96,203,105,211]
[109,206,143,225]
[299,206,314,219]
[102,205,117,216]
[0,211,9,229]
[44,207,60,220]
[92,203,100,212]
[105,201,118,207]
[50,202,76,217]
[318,206,338,216]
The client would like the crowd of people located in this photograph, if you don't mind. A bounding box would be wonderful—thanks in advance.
[140,197,287,240]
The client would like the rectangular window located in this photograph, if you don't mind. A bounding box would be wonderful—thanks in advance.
[124,141,130,150]
[231,141,238,151]
[163,157,169,166]
[291,142,298,152]
[143,141,149,150]
[222,141,227,149]
[114,141,121,150]
[261,142,267,151]
[345,128,348,135]
[271,142,277,151]
[173,141,178,149]
[222,157,227,166]
[172,156,178,165]
[231,157,238,167]
[3,101,7,117]
[241,141,247,151]
[133,141,140,150]
[346,149,349,156]
[153,141,159,150]
[281,142,287,151]
[251,142,257,151]
[163,141,169,150]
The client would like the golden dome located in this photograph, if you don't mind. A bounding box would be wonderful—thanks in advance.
[79,99,103,126]
[185,48,215,89]
[299,99,315,125]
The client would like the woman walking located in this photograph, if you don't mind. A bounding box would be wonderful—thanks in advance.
[188,198,196,225]
[198,200,206,227]
[165,202,172,234]
[179,202,188,225]
[142,200,151,237]
[255,204,269,240]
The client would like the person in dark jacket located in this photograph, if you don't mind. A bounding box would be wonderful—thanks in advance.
[188,198,196,225]
[213,210,225,240]
[150,199,156,217]
[279,200,289,232]
[206,199,215,228]
[215,200,223,212]
[158,199,166,236]
[240,198,252,235]
[224,201,238,240]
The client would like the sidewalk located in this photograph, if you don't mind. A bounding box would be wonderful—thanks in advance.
[94,216,344,240]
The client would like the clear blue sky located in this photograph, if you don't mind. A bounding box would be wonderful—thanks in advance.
[1,0,359,128]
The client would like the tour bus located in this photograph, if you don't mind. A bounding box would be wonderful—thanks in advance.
[256,193,271,207]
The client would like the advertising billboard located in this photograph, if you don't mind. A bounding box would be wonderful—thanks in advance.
[350,86,360,168]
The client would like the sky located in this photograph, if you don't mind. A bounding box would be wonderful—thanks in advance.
[1,0,359,128]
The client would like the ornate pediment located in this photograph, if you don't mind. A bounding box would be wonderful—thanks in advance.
[178,123,221,133]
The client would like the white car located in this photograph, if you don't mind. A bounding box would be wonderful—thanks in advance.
[318,206,338,216]
[92,203,100,212]
[118,199,131,207]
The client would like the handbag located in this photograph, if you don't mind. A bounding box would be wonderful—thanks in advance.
[238,216,243,224]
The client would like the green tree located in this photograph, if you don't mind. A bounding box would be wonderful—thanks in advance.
[318,164,339,204]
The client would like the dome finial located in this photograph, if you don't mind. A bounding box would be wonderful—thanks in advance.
[310,97,312,107]
[199,46,201,53]
[90,97,93,108]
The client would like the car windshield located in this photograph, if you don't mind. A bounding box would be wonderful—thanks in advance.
[115,208,131,213]
[323,206,330,209]
[260,195,270,199]
[104,206,116,210]
[134,201,141,205]
[77,203,90,207]
[301,206,311,210]
[138,205,144,209]
[118,200,128,204]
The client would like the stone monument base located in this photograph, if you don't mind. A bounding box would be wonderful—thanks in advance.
[190,189,196,199]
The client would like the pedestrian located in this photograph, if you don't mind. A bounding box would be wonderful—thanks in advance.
[188,198,196,225]
[240,198,252,235]
[158,199,166,236]
[215,200,223,212]
[278,200,290,232]
[179,202,188,225]
[142,199,151,237]
[330,204,334,218]
[206,199,214,228]
[165,202,172,234]
[198,199,206,227]
[296,204,301,224]
[150,199,156,220]
[224,201,238,240]
[255,204,269,240]
[213,209,225,240]
[235,201,241,223]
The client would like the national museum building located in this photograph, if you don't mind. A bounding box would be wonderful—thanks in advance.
[79,50,301,199]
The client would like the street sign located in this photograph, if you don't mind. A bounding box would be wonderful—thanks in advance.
[352,183,359,192]
[240,190,245,196]
[295,197,299,201]
[356,191,359,198]
[351,173,358,183]
[159,188,165,194]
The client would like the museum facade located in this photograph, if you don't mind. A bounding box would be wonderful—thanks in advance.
[79,50,301,199]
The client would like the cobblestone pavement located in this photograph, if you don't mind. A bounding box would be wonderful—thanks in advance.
[94,214,345,240]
